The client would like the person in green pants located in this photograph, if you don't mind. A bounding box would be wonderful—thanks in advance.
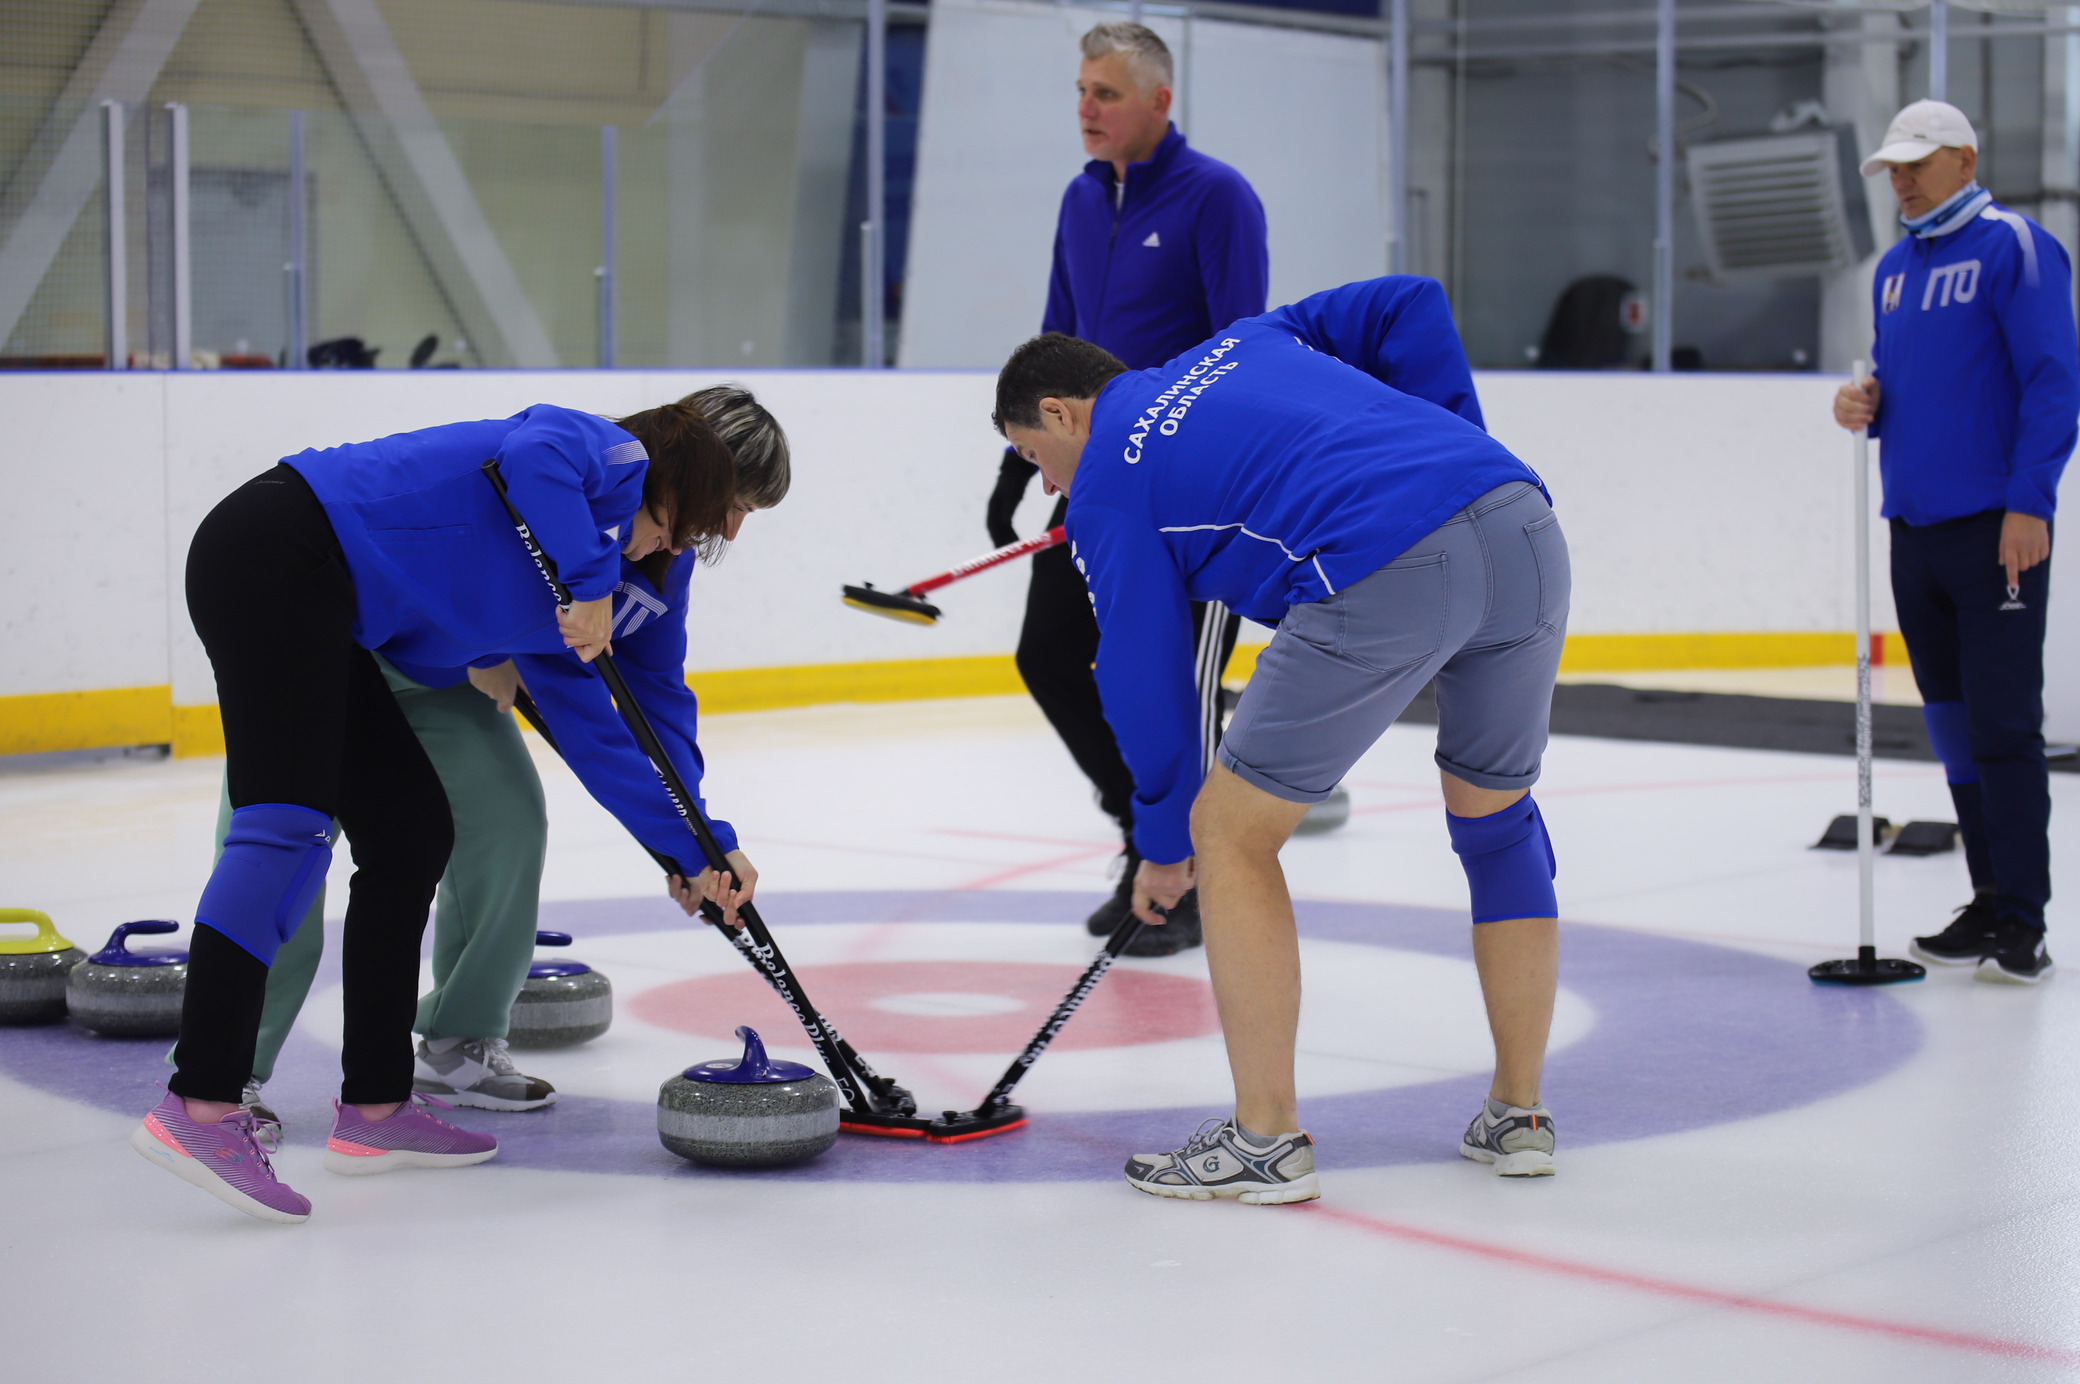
[206,383,792,1143]
[206,651,556,1141]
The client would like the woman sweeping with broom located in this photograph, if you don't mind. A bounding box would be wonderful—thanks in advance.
[135,392,785,1224]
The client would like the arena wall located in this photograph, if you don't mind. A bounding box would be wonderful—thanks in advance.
[2,368,2074,753]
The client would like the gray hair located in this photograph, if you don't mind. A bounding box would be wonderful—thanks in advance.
[1080,22,1173,92]
[678,383,791,510]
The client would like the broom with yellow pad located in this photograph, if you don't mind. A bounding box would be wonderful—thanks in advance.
[842,526,1064,626]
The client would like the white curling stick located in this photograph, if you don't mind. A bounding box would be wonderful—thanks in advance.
[1852,358,1876,960]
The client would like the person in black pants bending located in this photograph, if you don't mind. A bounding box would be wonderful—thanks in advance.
[996,22,1267,952]
[135,399,774,1224]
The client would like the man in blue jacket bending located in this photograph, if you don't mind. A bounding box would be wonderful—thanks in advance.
[987,22,1268,955]
[995,277,1572,1202]
[1835,100,2077,985]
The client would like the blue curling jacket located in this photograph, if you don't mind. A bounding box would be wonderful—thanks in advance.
[1067,276,1534,864]
[290,405,737,868]
[284,405,647,670]
[1868,191,2080,522]
[1043,125,1269,368]
[385,551,737,870]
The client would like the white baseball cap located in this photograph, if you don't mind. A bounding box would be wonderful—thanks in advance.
[1860,99,1978,177]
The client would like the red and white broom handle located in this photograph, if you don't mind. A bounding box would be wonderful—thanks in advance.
[903,526,1064,597]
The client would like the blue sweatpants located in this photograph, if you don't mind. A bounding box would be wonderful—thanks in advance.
[1890,510,2053,932]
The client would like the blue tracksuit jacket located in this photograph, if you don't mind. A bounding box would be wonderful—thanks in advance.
[1067,276,1539,863]
[1043,125,1268,368]
[1868,191,2080,523]
[285,405,646,668]
[290,407,736,867]
[387,551,737,870]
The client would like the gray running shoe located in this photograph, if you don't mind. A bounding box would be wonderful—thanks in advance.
[1460,1098,1555,1177]
[240,1077,283,1151]
[413,1037,558,1111]
[1124,1117,1319,1203]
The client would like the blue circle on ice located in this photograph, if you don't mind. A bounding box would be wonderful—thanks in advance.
[0,891,1921,1183]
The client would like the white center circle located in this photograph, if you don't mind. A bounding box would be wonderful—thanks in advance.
[868,990,1028,1017]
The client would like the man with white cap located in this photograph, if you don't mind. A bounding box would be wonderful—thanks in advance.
[1834,99,2079,984]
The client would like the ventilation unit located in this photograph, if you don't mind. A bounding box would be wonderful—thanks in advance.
[1687,127,1874,279]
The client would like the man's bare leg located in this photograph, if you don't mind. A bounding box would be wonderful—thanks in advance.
[1187,762,1311,1136]
[1442,774,1558,1110]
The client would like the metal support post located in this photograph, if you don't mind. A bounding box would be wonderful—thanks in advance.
[1651,0,1674,373]
[863,0,887,369]
[168,102,190,370]
[1389,0,1410,275]
[1931,0,1948,101]
[598,125,617,369]
[103,101,127,370]
[287,109,307,369]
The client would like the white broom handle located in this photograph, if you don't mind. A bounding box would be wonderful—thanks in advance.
[1853,359,1875,952]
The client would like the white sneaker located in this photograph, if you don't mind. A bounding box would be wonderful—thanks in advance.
[1460,1098,1556,1177]
[1123,1117,1320,1204]
[240,1077,283,1150]
[412,1037,558,1111]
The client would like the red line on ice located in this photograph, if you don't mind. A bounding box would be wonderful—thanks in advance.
[957,845,1121,891]
[1305,1206,2078,1364]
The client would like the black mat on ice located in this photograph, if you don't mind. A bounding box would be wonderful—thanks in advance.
[1392,682,2077,772]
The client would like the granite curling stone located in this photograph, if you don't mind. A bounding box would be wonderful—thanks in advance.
[1293,783,1352,836]
[507,930,613,1048]
[657,1026,840,1168]
[67,920,188,1037]
[0,909,87,1025]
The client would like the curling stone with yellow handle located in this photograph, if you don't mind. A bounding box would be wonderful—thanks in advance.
[0,909,87,1025]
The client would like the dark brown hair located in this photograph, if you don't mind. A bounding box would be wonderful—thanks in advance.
[613,401,736,587]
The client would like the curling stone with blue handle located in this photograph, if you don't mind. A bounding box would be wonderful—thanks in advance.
[67,921,189,1037]
[657,1026,840,1168]
[507,930,613,1048]
[0,909,87,1025]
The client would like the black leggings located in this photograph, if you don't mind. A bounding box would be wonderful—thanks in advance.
[1016,496,1240,841]
[171,466,454,1105]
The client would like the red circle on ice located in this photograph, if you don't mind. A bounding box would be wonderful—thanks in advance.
[627,960,1219,1054]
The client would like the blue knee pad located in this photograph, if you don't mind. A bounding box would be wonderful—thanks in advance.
[1446,796,1557,924]
[1921,701,1978,785]
[195,804,334,965]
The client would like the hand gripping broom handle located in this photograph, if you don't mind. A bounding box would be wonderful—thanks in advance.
[506,683,907,1109]
[480,459,893,1114]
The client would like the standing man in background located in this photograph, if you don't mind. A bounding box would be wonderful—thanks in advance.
[1835,99,2078,984]
[987,22,1268,954]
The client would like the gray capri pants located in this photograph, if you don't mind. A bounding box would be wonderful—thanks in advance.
[1219,481,1570,802]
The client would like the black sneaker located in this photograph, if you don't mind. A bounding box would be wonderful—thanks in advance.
[1911,896,2000,967]
[1086,848,1142,936]
[1975,918,2055,986]
[1124,887,1203,957]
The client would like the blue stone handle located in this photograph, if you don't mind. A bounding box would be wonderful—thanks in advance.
[92,920,179,965]
[534,931,572,948]
[735,1026,775,1080]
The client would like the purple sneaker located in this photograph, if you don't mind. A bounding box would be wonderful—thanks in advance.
[324,1093,499,1175]
[130,1089,311,1224]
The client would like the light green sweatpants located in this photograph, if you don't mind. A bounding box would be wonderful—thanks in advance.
[213,658,549,1082]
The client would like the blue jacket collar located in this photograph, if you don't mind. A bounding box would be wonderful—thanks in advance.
[1902,183,1992,239]
[1083,124,1187,197]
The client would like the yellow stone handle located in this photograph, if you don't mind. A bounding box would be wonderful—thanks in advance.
[0,908,73,955]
